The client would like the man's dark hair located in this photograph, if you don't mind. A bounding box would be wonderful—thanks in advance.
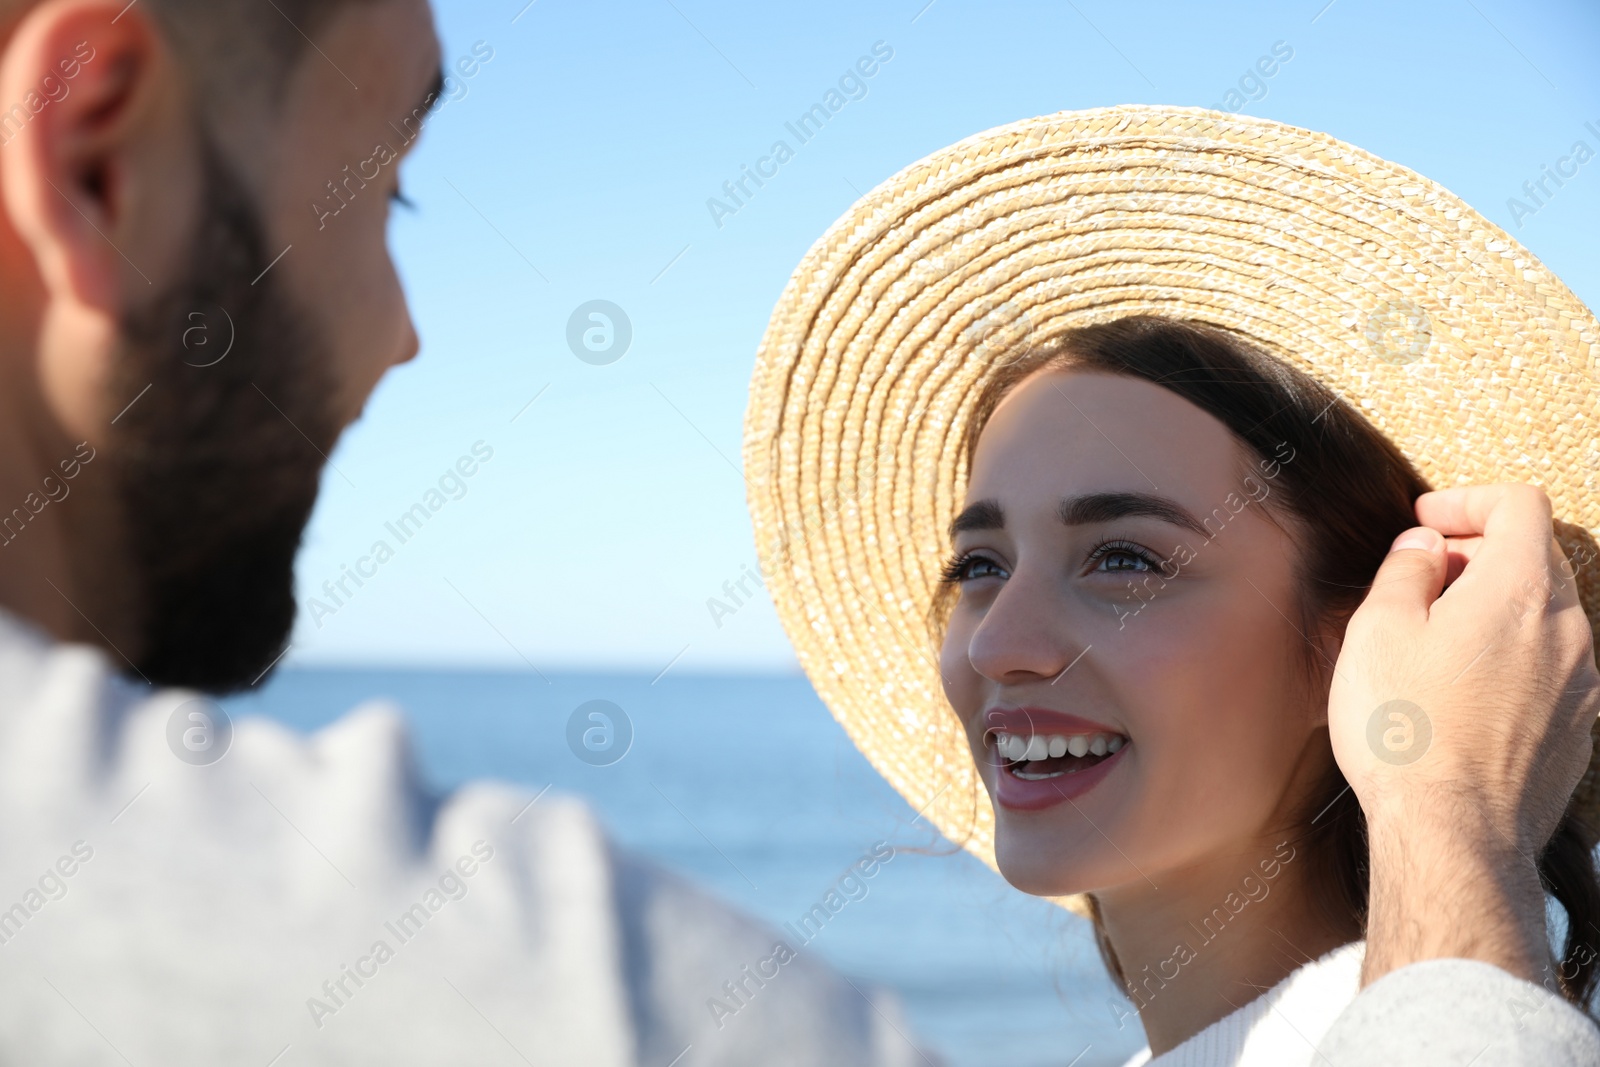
[146,0,372,100]
[3,0,373,111]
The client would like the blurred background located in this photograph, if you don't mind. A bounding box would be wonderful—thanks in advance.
[227,2,1600,1063]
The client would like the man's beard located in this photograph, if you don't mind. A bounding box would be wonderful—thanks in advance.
[110,137,338,693]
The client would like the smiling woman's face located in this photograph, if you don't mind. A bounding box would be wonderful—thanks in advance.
[938,368,1336,898]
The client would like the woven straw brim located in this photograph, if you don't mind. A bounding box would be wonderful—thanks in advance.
[743,105,1600,919]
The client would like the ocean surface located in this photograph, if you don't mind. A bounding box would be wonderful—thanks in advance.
[227,668,1146,1067]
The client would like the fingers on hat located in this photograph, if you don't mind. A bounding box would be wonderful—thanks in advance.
[1360,525,1447,621]
[1414,483,1554,548]
[1416,485,1575,605]
[1442,534,1481,585]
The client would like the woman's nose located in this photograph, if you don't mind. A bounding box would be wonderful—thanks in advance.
[964,567,1083,684]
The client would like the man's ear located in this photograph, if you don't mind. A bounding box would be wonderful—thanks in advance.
[0,0,199,317]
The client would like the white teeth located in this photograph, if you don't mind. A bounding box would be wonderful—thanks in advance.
[994,733,1023,761]
[993,730,1127,763]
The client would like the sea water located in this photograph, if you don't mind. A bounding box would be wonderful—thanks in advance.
[227,668,1145,1067]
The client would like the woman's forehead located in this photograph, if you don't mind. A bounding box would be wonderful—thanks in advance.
[970,369,1247,506]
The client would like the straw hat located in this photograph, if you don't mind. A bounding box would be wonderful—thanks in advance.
[742,104,1600,918]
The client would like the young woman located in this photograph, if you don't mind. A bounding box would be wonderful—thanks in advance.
[930,315,1600,1061]
[742,105,1600,1066]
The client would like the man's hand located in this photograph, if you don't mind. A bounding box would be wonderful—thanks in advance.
[1326,484,1600,987]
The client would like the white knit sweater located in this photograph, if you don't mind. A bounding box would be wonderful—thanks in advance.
[0,609,920,1066]
[1119,940,1365,1067]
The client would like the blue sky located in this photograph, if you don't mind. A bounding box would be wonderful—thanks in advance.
[286,0,1600,671]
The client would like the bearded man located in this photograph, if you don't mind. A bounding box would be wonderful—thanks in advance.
[0,2,920,1063]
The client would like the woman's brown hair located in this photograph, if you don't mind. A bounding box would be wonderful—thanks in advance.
[935,314,1600,1012]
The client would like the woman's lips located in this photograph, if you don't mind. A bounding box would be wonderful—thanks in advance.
[991,743,1128,810]
[983,705,1122,738]
[981,705,1130,812]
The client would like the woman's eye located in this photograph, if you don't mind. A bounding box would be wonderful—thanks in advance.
[1088,540,1162,574]
[940,553,1007,584]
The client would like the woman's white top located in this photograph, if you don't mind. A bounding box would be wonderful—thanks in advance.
[1119,940,1365,1067]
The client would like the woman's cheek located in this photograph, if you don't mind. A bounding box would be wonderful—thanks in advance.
[939,615,985,716]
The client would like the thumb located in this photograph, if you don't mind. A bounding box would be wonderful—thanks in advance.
[1357,526,1448,624]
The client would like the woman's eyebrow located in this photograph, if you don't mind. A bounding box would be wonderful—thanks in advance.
[948,492,1209,541]
[1059,492,1209,537]
[949,499,1004,539]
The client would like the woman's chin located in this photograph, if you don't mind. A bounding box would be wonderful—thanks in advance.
[993,846,1107,899]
